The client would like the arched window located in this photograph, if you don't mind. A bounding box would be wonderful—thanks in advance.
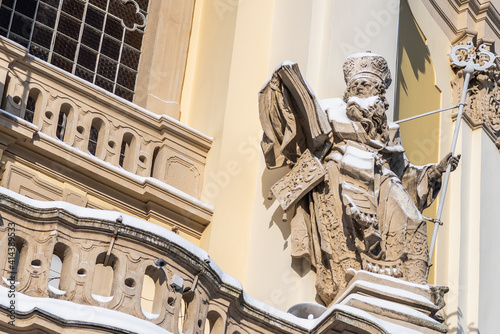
[119,132,135,170]
[140,265,165,317]
[24,89,40,123]
[56,104,72,141]
[0,0,151,101]
[88,118,104,156]
[49,243,71,292]
[91,252,117,300]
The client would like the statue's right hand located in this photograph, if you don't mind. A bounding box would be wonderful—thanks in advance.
[436,152,461,174]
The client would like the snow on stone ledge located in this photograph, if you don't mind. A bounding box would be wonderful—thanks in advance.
[0,188,423,333]
[0,286,172,334]
[0,187,215,281]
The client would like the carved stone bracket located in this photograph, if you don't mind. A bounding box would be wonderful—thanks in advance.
[450,43,500,150]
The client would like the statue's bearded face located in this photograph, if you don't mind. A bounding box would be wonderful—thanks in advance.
[344,77,390,143]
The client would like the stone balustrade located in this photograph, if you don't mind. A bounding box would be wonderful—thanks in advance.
[0,37,212,238]
[0,188,301,334]
[0,188,398,334]
[0,37,211,199]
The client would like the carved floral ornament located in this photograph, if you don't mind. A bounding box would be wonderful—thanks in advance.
[450,41,500,150]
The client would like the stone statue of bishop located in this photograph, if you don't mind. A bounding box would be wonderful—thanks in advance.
[259,53,460,305]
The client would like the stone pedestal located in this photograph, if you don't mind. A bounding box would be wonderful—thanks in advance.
[332,269,448,333]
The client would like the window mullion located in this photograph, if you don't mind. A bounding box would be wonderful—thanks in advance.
[6,0,19,39]
[48,0,65,64]
[26,0,41,51]
[72,1,89,74]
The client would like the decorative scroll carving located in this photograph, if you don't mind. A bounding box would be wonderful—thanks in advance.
[450,42,500,150]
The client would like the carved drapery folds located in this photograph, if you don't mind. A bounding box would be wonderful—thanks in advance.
[451,44,500,150]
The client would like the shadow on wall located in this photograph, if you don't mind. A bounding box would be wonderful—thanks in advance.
[394,0,432,121]
[444,308,480,334]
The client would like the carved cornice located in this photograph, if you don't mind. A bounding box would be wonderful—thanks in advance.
[425,0,500,39]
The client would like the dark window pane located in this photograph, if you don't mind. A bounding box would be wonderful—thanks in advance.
[136,0,149,12]
[15,0,37,19]
[29,44,50,61]
[0,28,7,37]
[10,13,33,39]
[54,33,77,60]
[115,85,133,101]
[58,13,81,39]
[88,125,98,155]
[85,5,104,30]
[89,0,107,10]
[36,3,57,29]
[61,0,85,20]
[77,46,97,70]
[75,65,94,82]
[117,65,136,90]
[95,75,113,92]
[24,95,36,122]
[0,7,12,30]
[101,35,120,60]
[32,24,53,48]
[40,0,60,8]
[2,0,15,9]
[97,56,117,80]
[124,29,142,50]
[81,25,101,50]
[119,139,126,166]
[9,33,29,47]
[120,45,140,70]
[104,15,122,40]
[56,110,68,140]
[51,53,73,72]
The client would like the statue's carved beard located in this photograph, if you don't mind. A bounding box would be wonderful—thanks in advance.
[346,98,390,144]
